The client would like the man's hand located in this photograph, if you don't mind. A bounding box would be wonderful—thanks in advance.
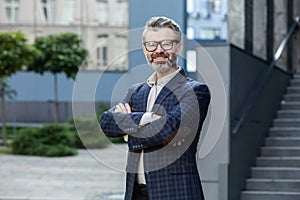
[114,103,131,142]
[115,103,131,113]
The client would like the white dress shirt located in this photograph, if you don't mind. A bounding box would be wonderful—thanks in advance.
[137,66,181,184]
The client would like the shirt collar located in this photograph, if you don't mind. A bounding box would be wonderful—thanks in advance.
[147,66,182,87]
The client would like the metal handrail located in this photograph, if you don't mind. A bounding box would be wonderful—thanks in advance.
[232,16,300,134]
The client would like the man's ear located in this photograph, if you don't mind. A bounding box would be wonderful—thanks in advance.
[177,42,183,54]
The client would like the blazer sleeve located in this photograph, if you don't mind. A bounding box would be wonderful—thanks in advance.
[128,83,210,150]
[99,83,146,138]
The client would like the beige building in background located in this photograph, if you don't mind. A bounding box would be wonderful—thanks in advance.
[0,0,129,71]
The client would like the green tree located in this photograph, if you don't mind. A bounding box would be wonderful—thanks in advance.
[28,33,88,123]
[0,31,39,146]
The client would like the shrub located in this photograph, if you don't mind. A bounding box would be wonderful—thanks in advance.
[12,124,77,157]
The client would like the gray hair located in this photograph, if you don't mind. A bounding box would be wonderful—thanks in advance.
[142,16,182,42]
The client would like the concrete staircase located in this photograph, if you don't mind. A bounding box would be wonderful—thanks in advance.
[241,75,300,200]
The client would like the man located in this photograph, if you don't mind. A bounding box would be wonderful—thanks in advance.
[100,16,210,200]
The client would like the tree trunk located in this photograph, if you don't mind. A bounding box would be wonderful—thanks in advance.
[0,78,7,146]
[53,74,59,123]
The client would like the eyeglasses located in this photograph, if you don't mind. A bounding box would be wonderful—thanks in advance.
[143,40,180,52]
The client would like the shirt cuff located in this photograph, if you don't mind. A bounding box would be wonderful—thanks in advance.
[139,112,153,126]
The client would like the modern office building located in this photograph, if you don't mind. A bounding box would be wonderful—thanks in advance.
[186,0,227,41]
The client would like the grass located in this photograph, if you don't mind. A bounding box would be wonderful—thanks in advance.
[0,145,12,155]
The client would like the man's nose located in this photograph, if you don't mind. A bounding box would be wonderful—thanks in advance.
[155,44,164,52]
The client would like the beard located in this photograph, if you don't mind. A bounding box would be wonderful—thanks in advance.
[147,52,178,73]
[151,61,173,73]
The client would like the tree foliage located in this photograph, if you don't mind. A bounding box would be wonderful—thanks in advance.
[27,32,88,123]
[0,31,39,146]
[0,31,39,77]
[28,32,88,79]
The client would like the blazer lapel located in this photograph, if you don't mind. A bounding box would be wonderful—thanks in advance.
[152,68,186,110]
[133,83,151,112]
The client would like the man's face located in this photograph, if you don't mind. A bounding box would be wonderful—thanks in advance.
[143,28,182,73]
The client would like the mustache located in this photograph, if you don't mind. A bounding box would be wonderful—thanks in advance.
[151,52,170,59]
[148,52,178,66]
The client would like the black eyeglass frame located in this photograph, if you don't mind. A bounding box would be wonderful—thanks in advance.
[143,39,180,52]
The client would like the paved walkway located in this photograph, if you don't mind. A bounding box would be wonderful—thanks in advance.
[0,144,128,200]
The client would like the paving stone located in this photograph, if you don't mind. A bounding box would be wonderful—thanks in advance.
[0,144,127,200]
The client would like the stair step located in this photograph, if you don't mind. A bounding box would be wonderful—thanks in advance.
[241,191,300,200]
[273,119,300,127]
[277,110,300,118]
[269,127,300,136]
[241,76,300,200]
[287,86,300,94]
[294,74,300,78]
[261,147,300,157]
[252,167,300,179]
[284,94,300,101]
[281,102,300,109]
[246,179,300,192]
[290,79,300,86]
[265,137,300,146]
[257,157,300,167]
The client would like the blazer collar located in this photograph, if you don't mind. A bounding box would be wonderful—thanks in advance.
[147,66,182,87]
[153,68,187,108]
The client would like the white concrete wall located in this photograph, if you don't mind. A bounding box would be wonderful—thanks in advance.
[196,45,230,200]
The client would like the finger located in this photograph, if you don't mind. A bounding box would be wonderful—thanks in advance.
[125,103,131,113]
[118,103,127,113]
[115,104,122,112]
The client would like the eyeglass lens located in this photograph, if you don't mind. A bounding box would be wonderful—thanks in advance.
[144,40,177,52]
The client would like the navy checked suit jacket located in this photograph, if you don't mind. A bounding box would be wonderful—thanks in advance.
[100,68,210,200]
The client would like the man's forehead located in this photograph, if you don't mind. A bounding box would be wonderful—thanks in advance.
[145,28,176,39]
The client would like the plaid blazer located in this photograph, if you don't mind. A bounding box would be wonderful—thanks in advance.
[100,68,210,200]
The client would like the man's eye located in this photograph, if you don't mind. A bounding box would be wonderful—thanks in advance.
[162,41,172,45]
[147,42,156,46]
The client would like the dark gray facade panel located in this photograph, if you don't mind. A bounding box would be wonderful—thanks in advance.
[229,45,291,200]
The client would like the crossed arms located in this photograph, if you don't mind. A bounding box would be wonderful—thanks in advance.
[99,83,210,150]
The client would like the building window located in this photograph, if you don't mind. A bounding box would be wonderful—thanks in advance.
[200,28,220,40]
[96,35,108,67]
[41,0,56,24]
[187,0,195,14]
[206,0,221,13]
[187,27,195,40]
[111,35,128,70]
[5,0,19,24]
[113,0,128,26]
[95,0,108,26]
[186,50,197,72]
[62,0,75,25]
